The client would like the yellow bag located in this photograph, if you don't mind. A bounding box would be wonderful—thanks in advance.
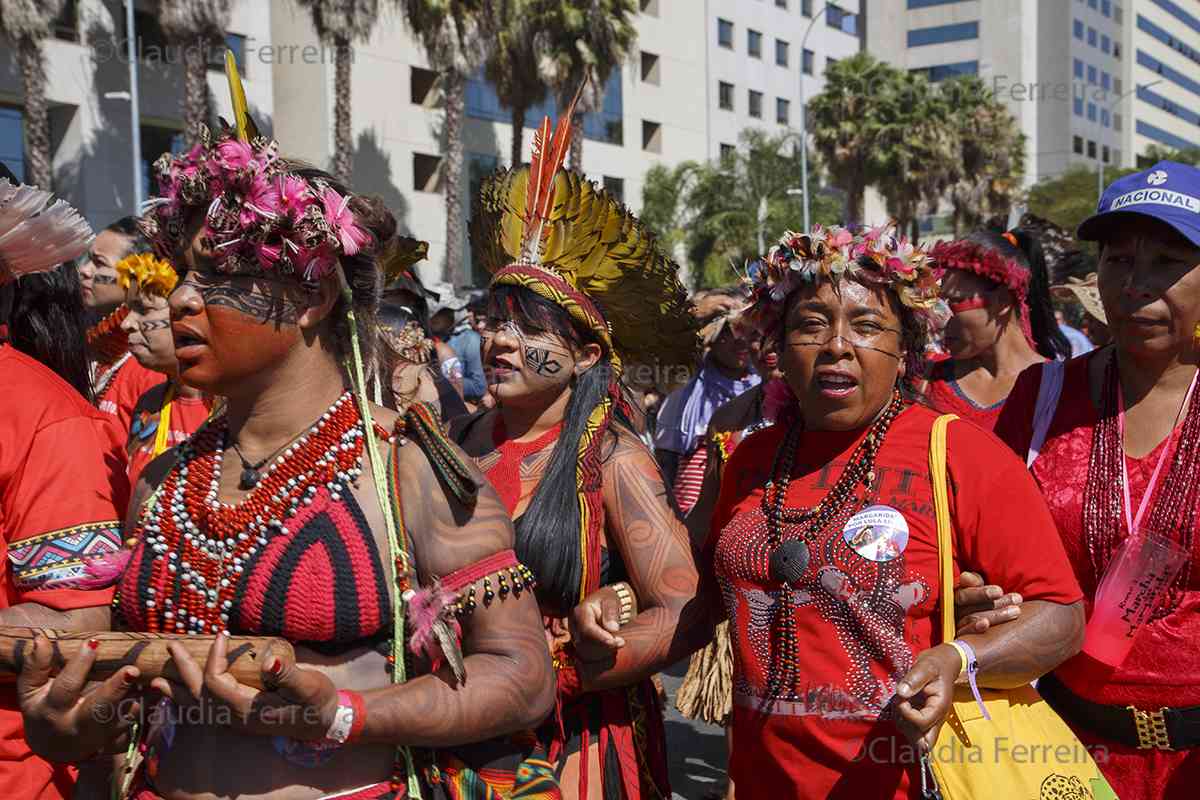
[924,414,1118,800]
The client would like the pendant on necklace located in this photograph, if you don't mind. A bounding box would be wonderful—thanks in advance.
[769,539,810,586]
[239,468,261,490]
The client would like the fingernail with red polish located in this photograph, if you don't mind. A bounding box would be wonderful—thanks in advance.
[268,659,282,676]
[122,672,136,686]
[87,638,100,651]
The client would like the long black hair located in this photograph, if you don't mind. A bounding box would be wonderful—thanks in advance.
[487,282,635,611]
[8,262,94,401]
[964,229,1071,360]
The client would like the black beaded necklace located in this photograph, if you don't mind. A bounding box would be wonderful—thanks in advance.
[759,390,905,700]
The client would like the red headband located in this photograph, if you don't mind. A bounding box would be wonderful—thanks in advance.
[930,239,1030,301]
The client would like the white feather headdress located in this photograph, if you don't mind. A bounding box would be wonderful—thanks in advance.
[0,179,94,284]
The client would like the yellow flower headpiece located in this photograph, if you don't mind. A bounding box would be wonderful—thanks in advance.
[115,252,178,298]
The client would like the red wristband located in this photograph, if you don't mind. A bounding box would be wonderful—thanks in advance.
[338,690,367,744]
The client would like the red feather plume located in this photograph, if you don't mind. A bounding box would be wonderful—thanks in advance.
[520,80,587,262]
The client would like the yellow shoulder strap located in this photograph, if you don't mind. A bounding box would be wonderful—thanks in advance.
[929,413,958,643]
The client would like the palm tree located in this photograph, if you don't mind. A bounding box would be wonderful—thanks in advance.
[159,0,233,148]
[874,72,957,239]
[485,0,548,168]
[398,0,504,287]
[538,0,637,172]
[943,77,1025,235]
[295,0,380,184]
[808,52,898,224]
[0,0,68,187]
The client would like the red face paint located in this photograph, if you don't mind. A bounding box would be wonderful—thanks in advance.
[948,296,988,314]
[177,305,301,394]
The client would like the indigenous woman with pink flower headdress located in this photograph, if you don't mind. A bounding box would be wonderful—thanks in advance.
[590,223,1086,799]
[14,70,555,800]
[922,229,1071,430]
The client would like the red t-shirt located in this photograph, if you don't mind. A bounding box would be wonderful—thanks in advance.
[96,355,160,438]
[708,403,1082,800]
[126,383,212,489]
[0,344,130,800]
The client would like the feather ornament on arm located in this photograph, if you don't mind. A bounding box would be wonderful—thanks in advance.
[520,81,587,263]
[0,179,94,284]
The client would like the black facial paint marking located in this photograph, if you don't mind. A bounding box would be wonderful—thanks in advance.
[525,346,564,377]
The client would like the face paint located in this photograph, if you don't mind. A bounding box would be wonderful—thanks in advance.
[184,275,310,326]
[139,319,172,333]
[948,296,988,314]
[93,273,118,285]
[525,345,565,377]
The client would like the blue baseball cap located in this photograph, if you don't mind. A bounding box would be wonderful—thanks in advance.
[1077,160,1200,247]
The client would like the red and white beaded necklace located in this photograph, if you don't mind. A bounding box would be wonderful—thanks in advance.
[136,391,386,634]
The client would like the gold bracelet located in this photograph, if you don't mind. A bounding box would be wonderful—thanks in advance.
[612,582,636,627]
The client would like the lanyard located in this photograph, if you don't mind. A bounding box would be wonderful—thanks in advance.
[1116,366,1200,536]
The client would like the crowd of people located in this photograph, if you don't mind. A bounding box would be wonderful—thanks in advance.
[1,62,1198,800]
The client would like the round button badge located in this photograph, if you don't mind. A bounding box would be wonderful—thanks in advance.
[842,505,910,563]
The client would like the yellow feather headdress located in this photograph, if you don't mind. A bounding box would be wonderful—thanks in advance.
[115,252,178,298]
[469,90,698,374]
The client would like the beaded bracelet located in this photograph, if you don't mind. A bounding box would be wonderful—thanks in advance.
[612,581,636,626]
[439,549,537,618]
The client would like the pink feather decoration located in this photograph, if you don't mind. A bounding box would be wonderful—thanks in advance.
[76,549,133,590]
[404,584,462,672]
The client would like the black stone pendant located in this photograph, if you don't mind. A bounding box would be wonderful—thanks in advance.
[769,540,810,586]
[239,467,260,490]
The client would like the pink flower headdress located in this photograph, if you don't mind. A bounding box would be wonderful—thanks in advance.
[739,222,949,341]
[138,123,369,283]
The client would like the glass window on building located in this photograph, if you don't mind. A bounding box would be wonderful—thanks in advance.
[467,153,501,284]
[1101,71,1110,90]
[777,97,790,124]
[803,48,814,75]
[1088,0,1097,9]
[802,0,812,16]
[1074,19,1084,39]
[776,0,788,8]
[582,71,624,146]
[1087,65,1097,84]
[749,90,763,118]
[718,18,734,49]
[603,176,625,203]
[1087,102,1097,121]
[53,0,79,42]
[776,39,789,67]
[827,7,857,35]
[1088,27,1097,46]
[720,143,736,160]
[1103,145,1111,163]
[1101,108,1110,126]
[1074,97,1084,116]
[207,34,247,74]
[1114,42,1121,59]
[1114,112,1123,130]
[1102,0,1111,16]
[1073,135,1084,154]
[1114,77,1122,94]
[141,125,186,198]
[719,81,734,111]
[1088,140,1097,158]
[908,21,979,47]
[1074,58,1083,78]
[1101,34,1110,53]
[748,29,763,58]
[0,107,24,181]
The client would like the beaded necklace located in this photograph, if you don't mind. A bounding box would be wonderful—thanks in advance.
[1082,351,1200,609]
[135,391,389,634]
[759,390,904,700]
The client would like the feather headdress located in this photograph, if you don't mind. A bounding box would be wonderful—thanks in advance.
[115,251,179,298]
[470,88,699,608]
[470,86,698,374]
[0,179,94,284]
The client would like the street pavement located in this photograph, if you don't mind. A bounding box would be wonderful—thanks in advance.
[661,659,729,800]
